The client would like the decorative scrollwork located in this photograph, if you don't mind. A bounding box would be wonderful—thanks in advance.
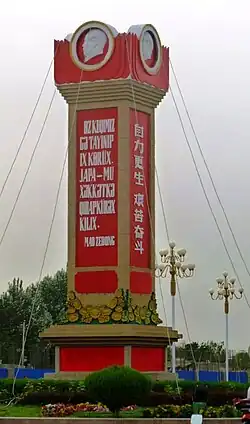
[66,289,162,326]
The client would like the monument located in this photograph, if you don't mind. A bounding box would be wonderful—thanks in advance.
[41,21,181,379]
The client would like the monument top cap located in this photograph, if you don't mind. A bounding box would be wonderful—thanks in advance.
[55,21,169,91]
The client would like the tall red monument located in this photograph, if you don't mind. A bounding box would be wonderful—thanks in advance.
[41,21,181,379]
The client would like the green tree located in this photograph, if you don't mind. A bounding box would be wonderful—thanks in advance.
[0,269,67,366]
[0,278,51,364]
[231,351,250,370]
[37,269,67,324]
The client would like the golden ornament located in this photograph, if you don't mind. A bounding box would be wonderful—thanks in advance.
[98,315,106,324]
[134,306,140,317]
[111,311,122,321]
[73,299,82,310]
[79,308,87,316]
[84,316,92,324]
[90,307,101,319]
[115,288,123,298]
[68,291,76,301]
[128,312,135,321]
[151,314,159,324]
[115,305,123,313]
[122,311,129,323]
[67,312,79,323]
[140,306,147,320]
[117,298,125,307]
[103,307,112,316]
[108,298,118,309]
[148,300,156,312]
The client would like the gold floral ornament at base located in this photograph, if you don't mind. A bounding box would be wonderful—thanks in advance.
[66,289,162,326]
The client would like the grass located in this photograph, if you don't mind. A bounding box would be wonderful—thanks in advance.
[0,405,41,417]
[0,405,144,418]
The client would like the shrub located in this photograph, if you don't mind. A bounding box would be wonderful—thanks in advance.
[151,380,248,406]
[20,379,86,405]
[0,377,248,407]
[84,366,152,416]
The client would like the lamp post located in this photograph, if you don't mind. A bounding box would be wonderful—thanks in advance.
[209,272,244,382]
[155,241,195,373]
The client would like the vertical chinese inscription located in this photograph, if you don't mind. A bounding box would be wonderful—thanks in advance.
[130,110,151,268]
[76,108,118,267]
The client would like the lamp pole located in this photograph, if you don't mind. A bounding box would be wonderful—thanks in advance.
[209,272,243,382]
[155,241,195,373]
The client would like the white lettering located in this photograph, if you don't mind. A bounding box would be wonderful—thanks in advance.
[80,183,115,199]
[80,216,97,231]
[135,240,144,255]
[103,166,114,181]
[79,200,116,216]
[80,136,88,151]
[79,167,96,182]
[83,119,115,135]
[79,151,111,167]
[134,124,144,138]
[79,116,117,246]
[84,235,116,247]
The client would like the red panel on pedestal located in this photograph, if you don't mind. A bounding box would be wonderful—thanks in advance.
[130,271,152,294]
[131,347,165,372]
[75,270,118,293]
[60,347,124,372]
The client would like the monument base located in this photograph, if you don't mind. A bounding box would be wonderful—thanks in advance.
[40,324,181,377]
[44,371,177,381]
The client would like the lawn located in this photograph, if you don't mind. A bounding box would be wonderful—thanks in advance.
[0,405,144,418]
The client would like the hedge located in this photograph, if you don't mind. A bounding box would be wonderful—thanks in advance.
[0,378,248,406]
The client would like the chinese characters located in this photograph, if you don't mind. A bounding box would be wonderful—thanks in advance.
[133,123,145,256]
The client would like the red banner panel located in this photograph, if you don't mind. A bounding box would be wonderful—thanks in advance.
[75,270,118,293]
[60,346,124,372]
[130,110,151,269]
[76,108,118,267]
[130,271,152,294]
[131,346,165,372]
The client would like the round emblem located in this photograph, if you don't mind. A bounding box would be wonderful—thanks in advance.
[70,21,115,71]
[139,25,162,75]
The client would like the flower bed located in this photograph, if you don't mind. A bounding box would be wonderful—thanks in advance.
[41,402,241,418]
[143,404,241,418]
[41,402,137,417]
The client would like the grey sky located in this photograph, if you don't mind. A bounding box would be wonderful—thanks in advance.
[0,0,250,350]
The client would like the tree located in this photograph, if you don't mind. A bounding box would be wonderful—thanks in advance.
[37,269,67,324]
[0,269,67,366]
[0,278,51,364]
[175,341,226,370]
[231,351,250,370]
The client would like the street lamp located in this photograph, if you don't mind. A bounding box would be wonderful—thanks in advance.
[155,241,195,373]
[209,272,244,382]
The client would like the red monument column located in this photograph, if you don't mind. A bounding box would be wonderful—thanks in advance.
[41,21,181,379]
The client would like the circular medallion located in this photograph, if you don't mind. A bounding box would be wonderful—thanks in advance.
[139,25,162,75]
[70,21,115,71]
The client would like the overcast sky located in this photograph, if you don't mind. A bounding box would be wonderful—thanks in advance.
[0,0,250,350]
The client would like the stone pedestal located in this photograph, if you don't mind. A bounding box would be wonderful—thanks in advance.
[41,324,180,378]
